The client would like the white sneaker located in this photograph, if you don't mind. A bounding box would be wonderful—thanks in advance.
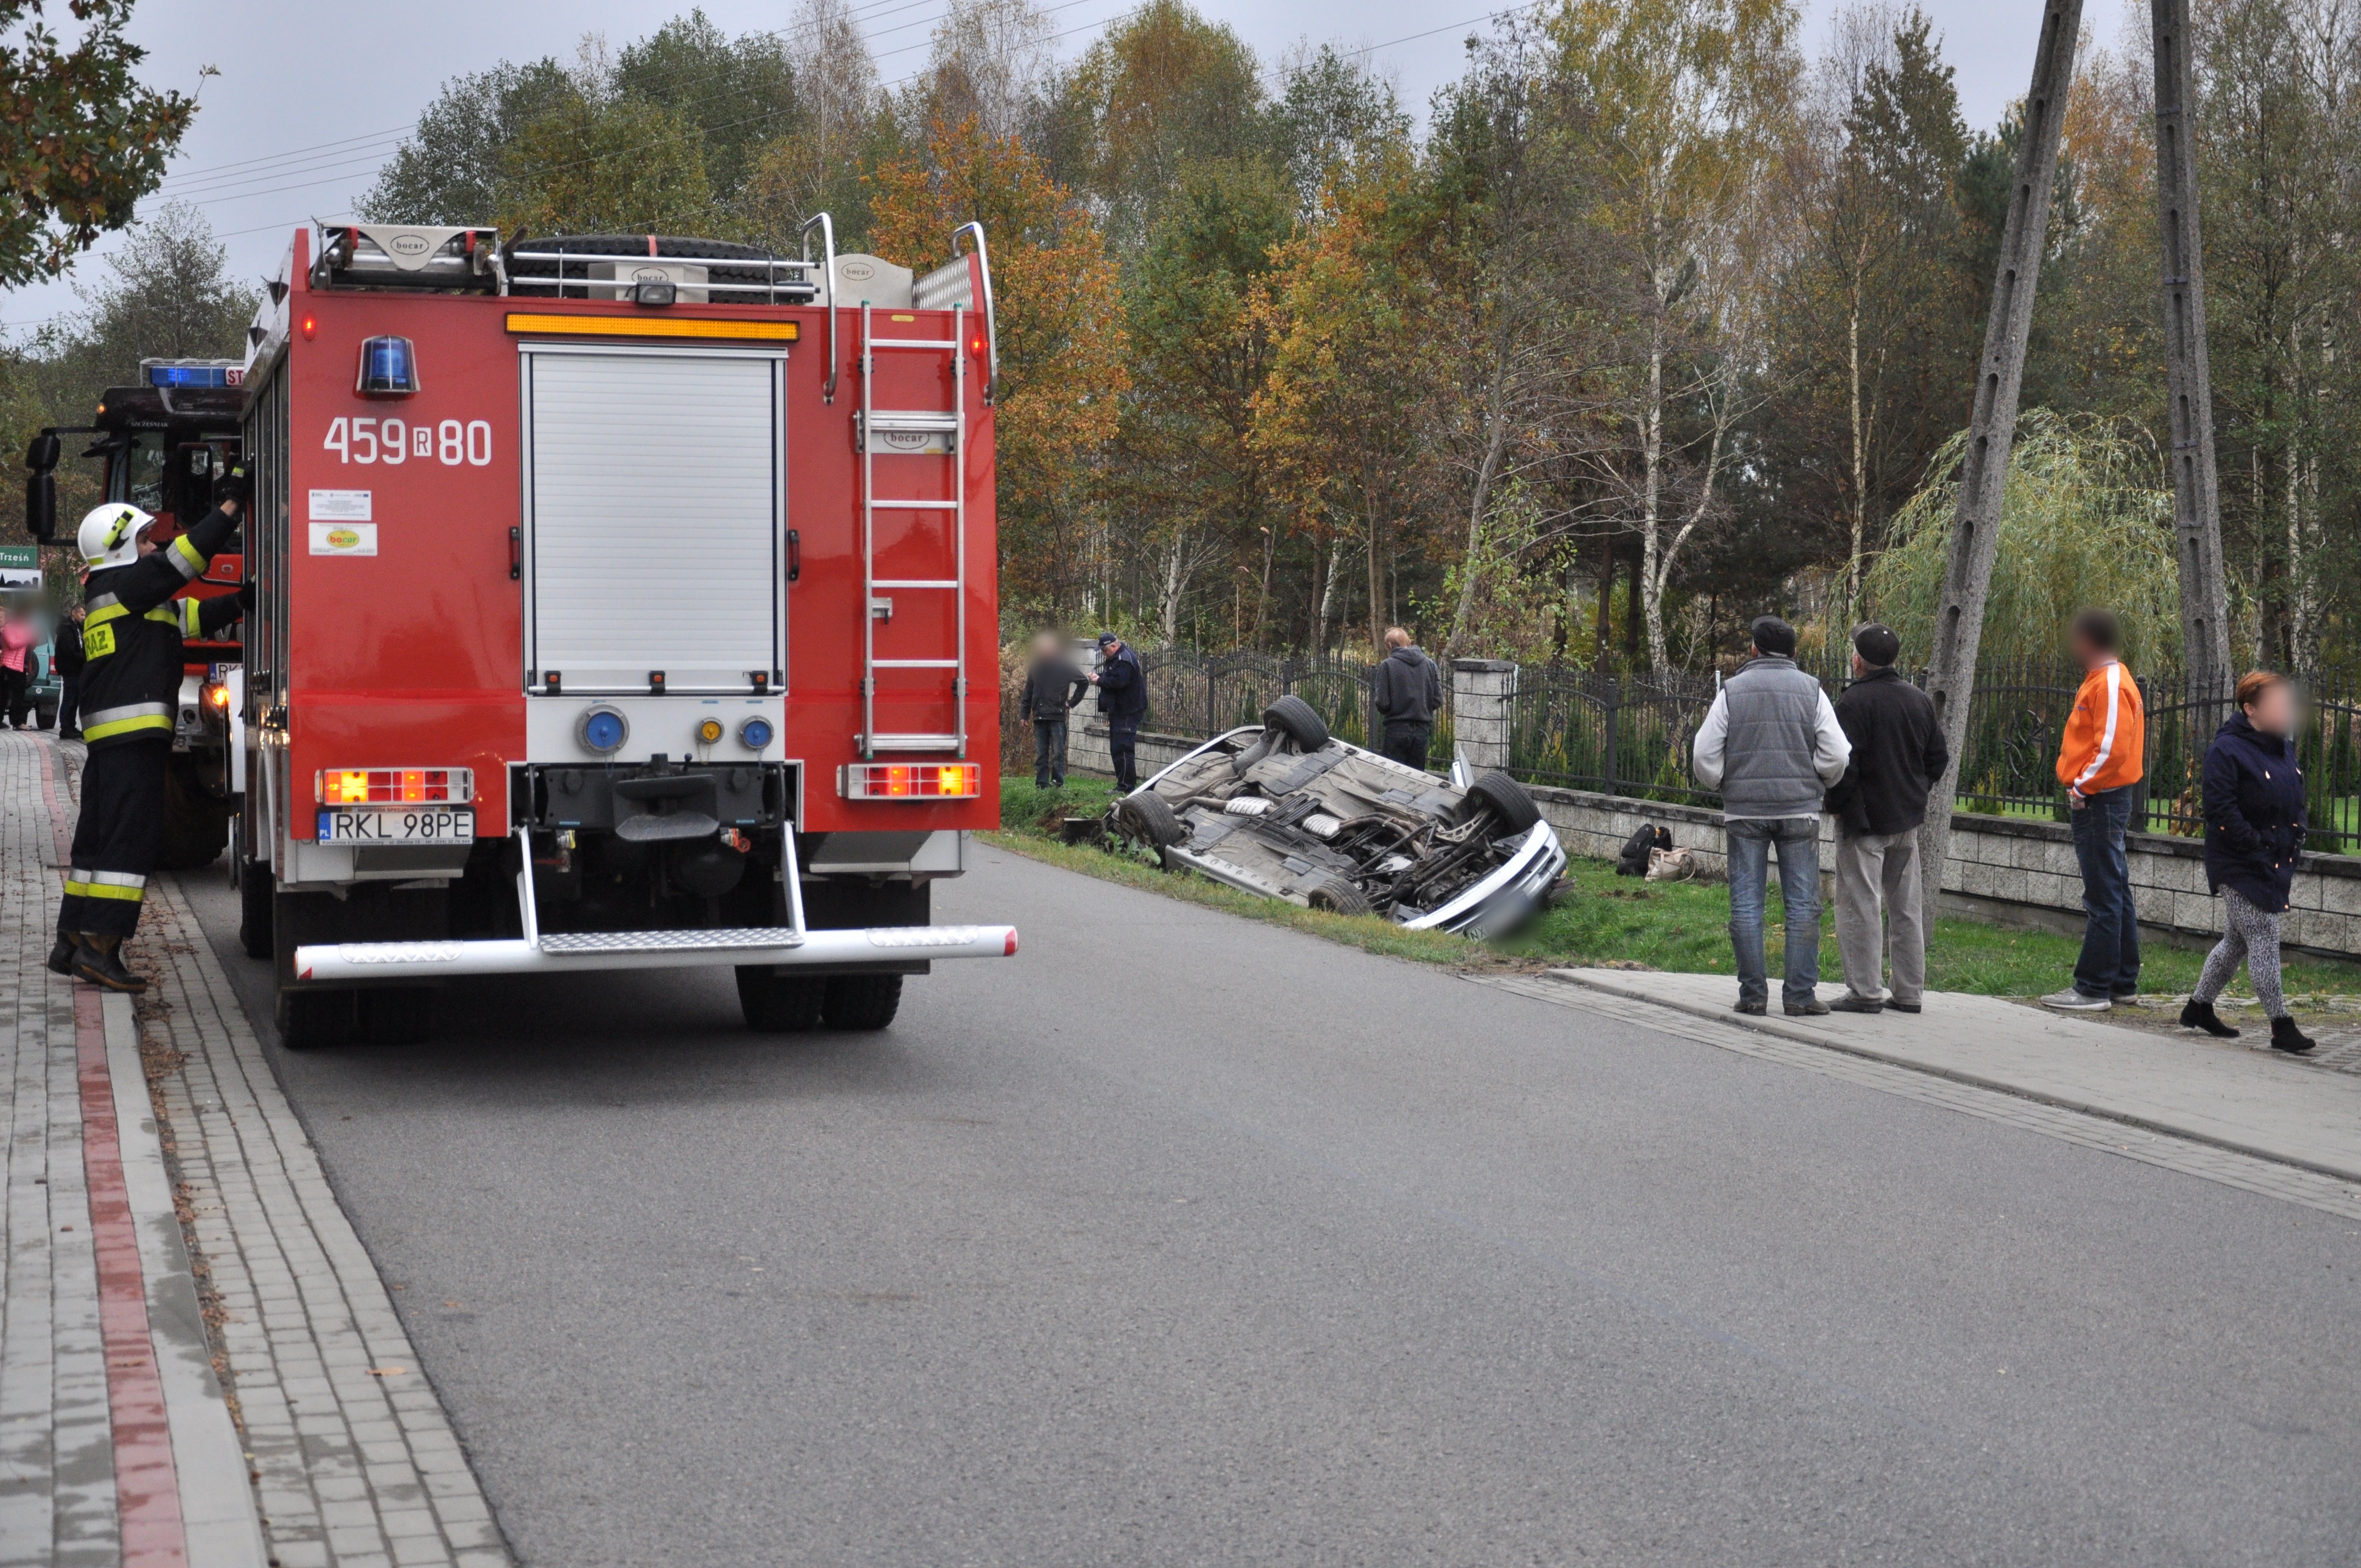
[2040,989,2110,1011]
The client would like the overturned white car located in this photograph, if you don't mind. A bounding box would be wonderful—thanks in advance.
[1105,696,1567,939]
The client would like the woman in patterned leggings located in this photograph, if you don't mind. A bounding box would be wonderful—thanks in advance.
[2182,671,2315,1053]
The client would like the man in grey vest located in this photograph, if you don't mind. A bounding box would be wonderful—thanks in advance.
[1693,616,1851,1016]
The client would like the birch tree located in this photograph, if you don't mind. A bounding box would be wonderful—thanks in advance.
[1547,0,1800,672]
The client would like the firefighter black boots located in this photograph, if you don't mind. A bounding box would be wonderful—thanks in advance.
[72,934,147,994]
[47,932,79,978]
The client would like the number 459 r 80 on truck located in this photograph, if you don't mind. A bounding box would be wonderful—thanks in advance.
[219,218,1014,1048]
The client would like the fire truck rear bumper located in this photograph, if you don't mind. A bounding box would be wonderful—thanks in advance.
[293,924,1019,982]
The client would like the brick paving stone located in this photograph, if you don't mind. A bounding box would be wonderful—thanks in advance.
[133,867,512,1567]
[2,732,508,1568]
[0,733,119,1566]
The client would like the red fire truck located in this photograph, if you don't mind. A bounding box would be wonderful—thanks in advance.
[24,358,252,866]
[225,219,1013,1048]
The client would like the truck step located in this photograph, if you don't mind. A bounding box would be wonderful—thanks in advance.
[536,927,806,957]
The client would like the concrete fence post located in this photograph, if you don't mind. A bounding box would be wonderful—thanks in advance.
[1451,659,1518,772]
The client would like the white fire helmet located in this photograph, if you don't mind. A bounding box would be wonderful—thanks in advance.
[78,503,157,568]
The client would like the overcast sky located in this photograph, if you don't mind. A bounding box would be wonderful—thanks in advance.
[1,0,2118,341]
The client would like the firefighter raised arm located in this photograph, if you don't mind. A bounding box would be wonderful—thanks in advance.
[49,477,250,993]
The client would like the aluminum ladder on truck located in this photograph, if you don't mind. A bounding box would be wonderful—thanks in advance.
[857,287,970,758]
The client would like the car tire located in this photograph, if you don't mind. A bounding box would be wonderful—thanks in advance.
[1117,790,1185,847]
[823,974,902,1031]
[1464,769,1541,835]
[237,857,273,960]
[1263,694,1329,751]
[355,987,434,1046]
[737,967,825,1032]
[1303,875,1372,916]
[34,705,55,732]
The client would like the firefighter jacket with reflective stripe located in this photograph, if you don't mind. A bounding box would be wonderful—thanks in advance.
[78,504,244,749]
[2054,659,2146,794]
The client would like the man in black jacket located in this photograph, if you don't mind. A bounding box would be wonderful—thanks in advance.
[1019,632,1089,788]
[1823,623,1949,1014]
[1089,632,1147,790]
[1369,627,1444,769]
[51,486,248,992]
[52,601,86,738]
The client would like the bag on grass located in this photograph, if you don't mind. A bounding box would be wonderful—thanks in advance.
[1645,846,1698,882]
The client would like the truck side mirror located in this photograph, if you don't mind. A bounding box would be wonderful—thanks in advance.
[24,433,59,543]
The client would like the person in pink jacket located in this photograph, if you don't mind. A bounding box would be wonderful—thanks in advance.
[0,607,35,729]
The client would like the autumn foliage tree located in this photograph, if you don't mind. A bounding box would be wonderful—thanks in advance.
[1252,143,1448,654]
[869,117,1129,619]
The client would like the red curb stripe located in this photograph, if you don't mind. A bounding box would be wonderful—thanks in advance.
[40,739,192,1566]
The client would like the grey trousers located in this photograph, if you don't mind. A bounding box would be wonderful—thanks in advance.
[1835,827,1927,1005]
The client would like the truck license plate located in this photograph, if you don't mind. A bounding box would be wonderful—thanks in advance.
[317,808,474,844]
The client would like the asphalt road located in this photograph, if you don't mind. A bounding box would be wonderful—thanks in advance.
[181,844,2361,1567]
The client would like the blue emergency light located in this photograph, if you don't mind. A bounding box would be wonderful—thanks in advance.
[357,336,421,397]
[144,362,237,388]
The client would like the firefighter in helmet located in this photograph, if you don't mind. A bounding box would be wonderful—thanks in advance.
[48,477,252,992]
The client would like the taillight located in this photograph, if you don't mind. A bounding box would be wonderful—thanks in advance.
[317,767,475,805]
[839,763,981,800]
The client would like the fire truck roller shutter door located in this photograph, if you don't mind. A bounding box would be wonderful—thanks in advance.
[522,347,784,694]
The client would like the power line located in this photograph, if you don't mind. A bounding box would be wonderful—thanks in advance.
[153,0,953,198]
[27,1,1522,304]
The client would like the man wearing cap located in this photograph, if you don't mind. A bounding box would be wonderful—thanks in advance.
[1823,623,1949,1014]
[1693,616,1851,1016]
[1089,632,1147,791]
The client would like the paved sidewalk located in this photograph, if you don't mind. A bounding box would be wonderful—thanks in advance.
[2,734,507,1568]
[1542,965,2361,1184]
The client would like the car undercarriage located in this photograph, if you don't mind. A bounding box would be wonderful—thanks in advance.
[1103,696,1566,938]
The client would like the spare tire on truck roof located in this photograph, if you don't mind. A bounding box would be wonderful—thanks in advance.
[1261,694,1329,751]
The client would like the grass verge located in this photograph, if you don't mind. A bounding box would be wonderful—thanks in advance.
[987,777,2361,998]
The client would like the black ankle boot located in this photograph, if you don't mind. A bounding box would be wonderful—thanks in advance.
[47,933,80,978]
[2179,998,2240,1038]
[72,939,146,994]
[2270,1016,2318,1055]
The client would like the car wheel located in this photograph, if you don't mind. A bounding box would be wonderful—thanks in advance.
[1302,875,1372,916]
[34,705,56,732]
[1117,790,1185,847]
[1262,694,1329,751]
[737,967,825,1031]
[1464,769,1541,835]
[823,974,902,1031]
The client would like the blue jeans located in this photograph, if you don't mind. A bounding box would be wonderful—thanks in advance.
[1726,816,1823,1008]
[2070,785,2141,998]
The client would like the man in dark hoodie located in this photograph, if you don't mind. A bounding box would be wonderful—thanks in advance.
[1370,627,1444,770]
[1019,631,1089,788]
[1089,632,1147,790]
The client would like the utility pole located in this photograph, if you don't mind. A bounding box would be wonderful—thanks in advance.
[1918,0,2083,915]
[2148,0,2234,696]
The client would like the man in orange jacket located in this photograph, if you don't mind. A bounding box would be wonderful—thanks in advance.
[2042,608,2146,1010]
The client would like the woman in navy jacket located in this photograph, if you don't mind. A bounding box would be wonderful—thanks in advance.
[2182,671,2314,1052]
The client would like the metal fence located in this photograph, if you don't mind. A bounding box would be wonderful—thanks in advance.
[999,649,1454,772]
[1505,655,2361,853]
[1005,646,2361,852]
